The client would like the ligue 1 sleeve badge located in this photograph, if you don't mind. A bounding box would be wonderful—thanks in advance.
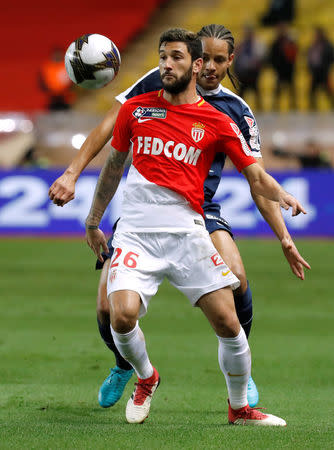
[191,122,205,143]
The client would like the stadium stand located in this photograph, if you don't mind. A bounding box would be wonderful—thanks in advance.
[0,0,167,112]
[0,0,167,167]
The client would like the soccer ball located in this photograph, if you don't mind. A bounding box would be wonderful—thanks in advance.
[64,34,121,89]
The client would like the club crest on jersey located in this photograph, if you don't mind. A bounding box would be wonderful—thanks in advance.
[132,106,167,122]
[191,122,205,143]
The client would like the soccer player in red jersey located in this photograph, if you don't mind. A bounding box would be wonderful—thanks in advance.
[85,28,304,425]
[49,24,310,411]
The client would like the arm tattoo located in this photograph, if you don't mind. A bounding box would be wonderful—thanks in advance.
[86,147,128,227]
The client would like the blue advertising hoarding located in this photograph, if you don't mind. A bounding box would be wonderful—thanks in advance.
[0,169,333,237]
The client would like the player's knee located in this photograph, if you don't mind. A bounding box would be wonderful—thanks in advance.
[111,314,137,333]
[110,302,138,333]
[212,311,240,338]
[109,290,141,333]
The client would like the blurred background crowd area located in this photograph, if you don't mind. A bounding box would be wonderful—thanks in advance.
[1,0,334,171]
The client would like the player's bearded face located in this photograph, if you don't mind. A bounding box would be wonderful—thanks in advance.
[161,63,193,94]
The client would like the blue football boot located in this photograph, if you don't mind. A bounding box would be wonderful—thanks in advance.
[247,375,259,407]
[98,366,134,408]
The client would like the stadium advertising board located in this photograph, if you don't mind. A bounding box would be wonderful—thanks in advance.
[0,169,333,236]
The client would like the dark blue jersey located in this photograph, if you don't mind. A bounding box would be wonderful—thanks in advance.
[116,67,261,214]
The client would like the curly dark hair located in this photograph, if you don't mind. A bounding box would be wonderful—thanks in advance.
[159,28,203,61]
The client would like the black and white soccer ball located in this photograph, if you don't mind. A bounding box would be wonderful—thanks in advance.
[65,34,121,89]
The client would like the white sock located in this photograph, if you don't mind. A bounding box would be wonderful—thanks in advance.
[110,322,153,379]
[217,328,251,410]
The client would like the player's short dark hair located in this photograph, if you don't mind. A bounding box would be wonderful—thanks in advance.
[159,28,203,61]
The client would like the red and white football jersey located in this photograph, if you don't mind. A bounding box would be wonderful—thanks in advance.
[111,90,256,232]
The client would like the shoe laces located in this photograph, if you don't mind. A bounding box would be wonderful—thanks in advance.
[241,405,267,420]
[133,381,155,404]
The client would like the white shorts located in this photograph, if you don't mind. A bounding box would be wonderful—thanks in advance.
[107,229,240,317]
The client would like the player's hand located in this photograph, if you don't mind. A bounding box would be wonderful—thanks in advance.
[279,191,306,216]
[281,236,311,280]
[49,173,76,206]
[86,227,109,263]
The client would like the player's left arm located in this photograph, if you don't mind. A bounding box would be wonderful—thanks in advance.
[221,116,305,215]
[251,158,311,279]
[242,162,306,216]
[219,116,304,215]
[234,111,310,279]
[49,101,122,206]
[219,114,310,278]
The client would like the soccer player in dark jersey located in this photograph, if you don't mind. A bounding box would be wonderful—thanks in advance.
[49,24,310,410]
[85,27,304,425]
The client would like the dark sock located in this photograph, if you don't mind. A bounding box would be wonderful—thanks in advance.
[233,281,253,339]
[97,318,133,371]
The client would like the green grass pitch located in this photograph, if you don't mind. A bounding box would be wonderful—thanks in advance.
[0,238,333,449]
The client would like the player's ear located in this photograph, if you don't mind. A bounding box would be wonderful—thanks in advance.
[227,53,234,68]
[193,58,203,74]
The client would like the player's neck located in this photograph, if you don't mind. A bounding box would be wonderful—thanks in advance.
[163,79,199,105]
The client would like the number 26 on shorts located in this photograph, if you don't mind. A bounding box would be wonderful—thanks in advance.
[110,248,139,269]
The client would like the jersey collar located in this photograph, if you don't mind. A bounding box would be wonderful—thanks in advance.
[196,84,222,97]
[159,90,204,107]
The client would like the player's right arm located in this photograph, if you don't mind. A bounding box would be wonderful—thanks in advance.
[85,101,132,262]
[86,146,128,228]
[48,101,122,206]
[49,68,161,207]
[85,146,128,262]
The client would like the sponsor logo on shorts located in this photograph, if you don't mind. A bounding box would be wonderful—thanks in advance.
[133,106,167,121]
[222,270,231,276]
[194,219,204,226]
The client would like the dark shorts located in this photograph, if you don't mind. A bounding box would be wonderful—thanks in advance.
[204,213,233,238]
[95,220,118,270]
[95,212,234,270]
